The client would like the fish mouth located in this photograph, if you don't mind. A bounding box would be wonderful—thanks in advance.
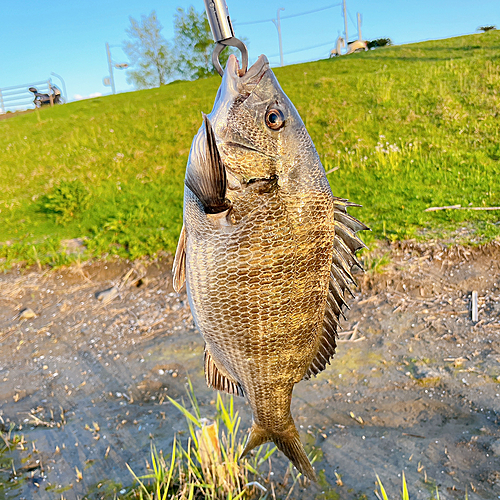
[226,54,270,94]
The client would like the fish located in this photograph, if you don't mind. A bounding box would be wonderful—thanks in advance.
[172,53,368,481]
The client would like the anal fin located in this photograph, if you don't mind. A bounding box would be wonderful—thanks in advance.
[204,348,244,397]
[172,224,186,292]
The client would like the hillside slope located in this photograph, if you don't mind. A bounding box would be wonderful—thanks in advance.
[1,31,499,268]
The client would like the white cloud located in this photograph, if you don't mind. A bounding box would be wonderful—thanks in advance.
[73,92,103,101]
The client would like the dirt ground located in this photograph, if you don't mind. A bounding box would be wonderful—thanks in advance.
[1,241,499,500]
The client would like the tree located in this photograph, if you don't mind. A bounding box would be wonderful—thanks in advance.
[173,6,234,80]
[123,11,172,89]
[367,38,393,49]
[478,25,496,32]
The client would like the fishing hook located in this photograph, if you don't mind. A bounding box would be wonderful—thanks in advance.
[203,0,248,76]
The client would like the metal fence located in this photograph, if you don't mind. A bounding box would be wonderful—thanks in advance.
[0,79,53,114]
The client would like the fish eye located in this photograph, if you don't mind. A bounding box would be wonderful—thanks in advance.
[265,108,285,130]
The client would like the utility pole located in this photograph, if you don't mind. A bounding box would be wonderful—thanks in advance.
[342,0,348,53]
[272,8,285,67]
[357,12,362,40]
[105,42,116,95]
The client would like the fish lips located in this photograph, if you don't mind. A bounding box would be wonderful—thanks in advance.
[234,54,270,92]
[225,54,270,98]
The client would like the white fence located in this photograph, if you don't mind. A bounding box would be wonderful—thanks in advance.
[0,79,53,114]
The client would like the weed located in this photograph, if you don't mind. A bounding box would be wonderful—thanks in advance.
[38,179,91,224]
[0,422,26,452]
[375,472,409,500]
[415,377,441,388]
[126,380,276,499]
[363,252,391,274]
[375,472,473,500]
[0,421,27,497]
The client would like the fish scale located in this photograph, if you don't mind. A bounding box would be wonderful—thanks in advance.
[173,54,368,481]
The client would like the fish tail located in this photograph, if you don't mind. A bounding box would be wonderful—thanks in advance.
[241,419,316,482]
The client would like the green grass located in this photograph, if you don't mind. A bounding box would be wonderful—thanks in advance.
[126,380,278,499]
[1,31,499,269]
[0,422,27,496]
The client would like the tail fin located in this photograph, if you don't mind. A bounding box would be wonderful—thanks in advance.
[241,419,316,482]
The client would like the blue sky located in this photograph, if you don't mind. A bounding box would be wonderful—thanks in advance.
[0,0,498,107]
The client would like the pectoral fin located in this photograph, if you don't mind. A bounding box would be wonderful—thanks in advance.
[185,114,231,215]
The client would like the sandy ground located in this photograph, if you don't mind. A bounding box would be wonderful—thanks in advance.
[0,241,499,500]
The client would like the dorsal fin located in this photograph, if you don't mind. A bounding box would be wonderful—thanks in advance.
[334,210,369,233]
[204,348,244,397]
[304,201,369,380]
[172,224,186,292]
[185,114,231,214]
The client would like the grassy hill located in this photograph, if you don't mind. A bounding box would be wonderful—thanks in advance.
[1,31,499,269]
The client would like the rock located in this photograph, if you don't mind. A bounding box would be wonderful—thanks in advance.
[95,286,120,303]
[415,366,441,379]
[19,308,36,320]
[172,301,185,312]
[492,439,500,456]
[60,238,86,255]
[59,300,71,313]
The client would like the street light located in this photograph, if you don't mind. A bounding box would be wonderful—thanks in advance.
[104,43,129,95]
[272,8,285,67]
[50,72,67,102]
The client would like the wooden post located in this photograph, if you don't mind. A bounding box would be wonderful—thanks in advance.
[48,80,54,107]
[0,89,4,114]
[471,291,478,323]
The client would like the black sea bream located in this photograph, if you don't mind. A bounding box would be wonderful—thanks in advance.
[173,54,368,480]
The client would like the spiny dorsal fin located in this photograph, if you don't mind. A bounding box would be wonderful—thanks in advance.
[334,210,370,233]
[332,199,369,272]
[333,196,362,211]
[172,224,186,292]
[204,348,244,397]
[334,221,367,253]
[331,265,355,298]
[331,247,357,284]
[304,201,369,380]
[185,114,231,214]
[334,233,364,271]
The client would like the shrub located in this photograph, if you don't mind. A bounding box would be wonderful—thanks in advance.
[39,179,91,224]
